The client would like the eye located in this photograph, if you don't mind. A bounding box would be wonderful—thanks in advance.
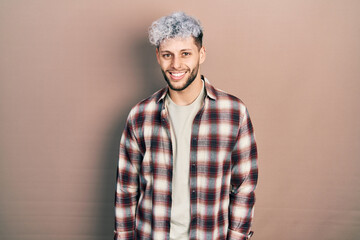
[162,54,171,59]
[182,52,191,56]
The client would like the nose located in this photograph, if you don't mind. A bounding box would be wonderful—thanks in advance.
[171,55,181,69]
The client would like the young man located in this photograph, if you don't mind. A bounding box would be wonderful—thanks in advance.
[115,12,258,240]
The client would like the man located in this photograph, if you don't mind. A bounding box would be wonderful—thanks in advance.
[115,12,258,240]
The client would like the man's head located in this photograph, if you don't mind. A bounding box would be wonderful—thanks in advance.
[149,12,206,93]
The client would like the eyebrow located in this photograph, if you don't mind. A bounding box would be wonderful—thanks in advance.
[159,48,193,53]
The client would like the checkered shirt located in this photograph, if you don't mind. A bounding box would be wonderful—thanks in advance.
[115,77,258,240]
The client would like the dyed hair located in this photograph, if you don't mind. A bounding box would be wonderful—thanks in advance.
[148,12,203,49]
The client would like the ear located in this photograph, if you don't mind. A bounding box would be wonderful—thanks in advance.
[199,46,206,64]
[156,48,161,64]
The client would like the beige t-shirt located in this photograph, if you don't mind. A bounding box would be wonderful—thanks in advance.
[165,81,205,240]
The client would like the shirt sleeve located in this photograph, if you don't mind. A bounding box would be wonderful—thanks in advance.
[227,107,258,240]
[114,112,142,240]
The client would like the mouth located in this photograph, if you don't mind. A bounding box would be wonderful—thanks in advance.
[168,71,186,80]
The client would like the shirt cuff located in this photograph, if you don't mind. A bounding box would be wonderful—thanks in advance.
[227,229,253,240]
[114,230,134,240]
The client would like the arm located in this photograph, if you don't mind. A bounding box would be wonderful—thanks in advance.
[227,107,258,240]
[114,113,142,240]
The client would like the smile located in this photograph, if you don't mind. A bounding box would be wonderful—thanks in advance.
[169,71,186,80]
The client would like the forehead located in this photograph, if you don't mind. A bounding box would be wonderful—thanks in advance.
[158,37,197,51]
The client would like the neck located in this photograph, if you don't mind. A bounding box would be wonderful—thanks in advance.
[168,75,203,106]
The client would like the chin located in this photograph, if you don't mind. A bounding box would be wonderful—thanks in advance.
[169,83,188,91]
[169,77,197,92]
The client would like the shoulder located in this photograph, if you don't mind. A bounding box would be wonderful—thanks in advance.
[209,84,248,114]
[127,87,166,123]
[208,85,254,132]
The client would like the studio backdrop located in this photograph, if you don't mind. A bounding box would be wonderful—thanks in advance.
[0,0,359,239]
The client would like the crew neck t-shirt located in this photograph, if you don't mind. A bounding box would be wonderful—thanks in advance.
[165,81,205,240]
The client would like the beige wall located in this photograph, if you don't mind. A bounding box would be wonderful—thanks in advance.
[1,0,359,239]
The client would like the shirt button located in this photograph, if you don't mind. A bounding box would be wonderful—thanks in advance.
[191,190,196,199]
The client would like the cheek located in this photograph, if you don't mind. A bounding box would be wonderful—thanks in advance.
[158,61,169,70]
[188,59,200,68]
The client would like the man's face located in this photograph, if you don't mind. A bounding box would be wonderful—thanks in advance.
[156,37,206,92]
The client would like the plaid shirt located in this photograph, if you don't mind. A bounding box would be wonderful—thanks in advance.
[115,77,258,240]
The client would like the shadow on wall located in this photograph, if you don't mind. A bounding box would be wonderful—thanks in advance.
[95,38,164,239]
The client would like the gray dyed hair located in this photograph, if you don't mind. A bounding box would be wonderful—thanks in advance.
[148,12,203,48]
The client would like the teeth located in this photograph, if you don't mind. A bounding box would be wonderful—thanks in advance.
[171,72,185,77]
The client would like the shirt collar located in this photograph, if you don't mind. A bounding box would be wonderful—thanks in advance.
[157,75,217,103]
